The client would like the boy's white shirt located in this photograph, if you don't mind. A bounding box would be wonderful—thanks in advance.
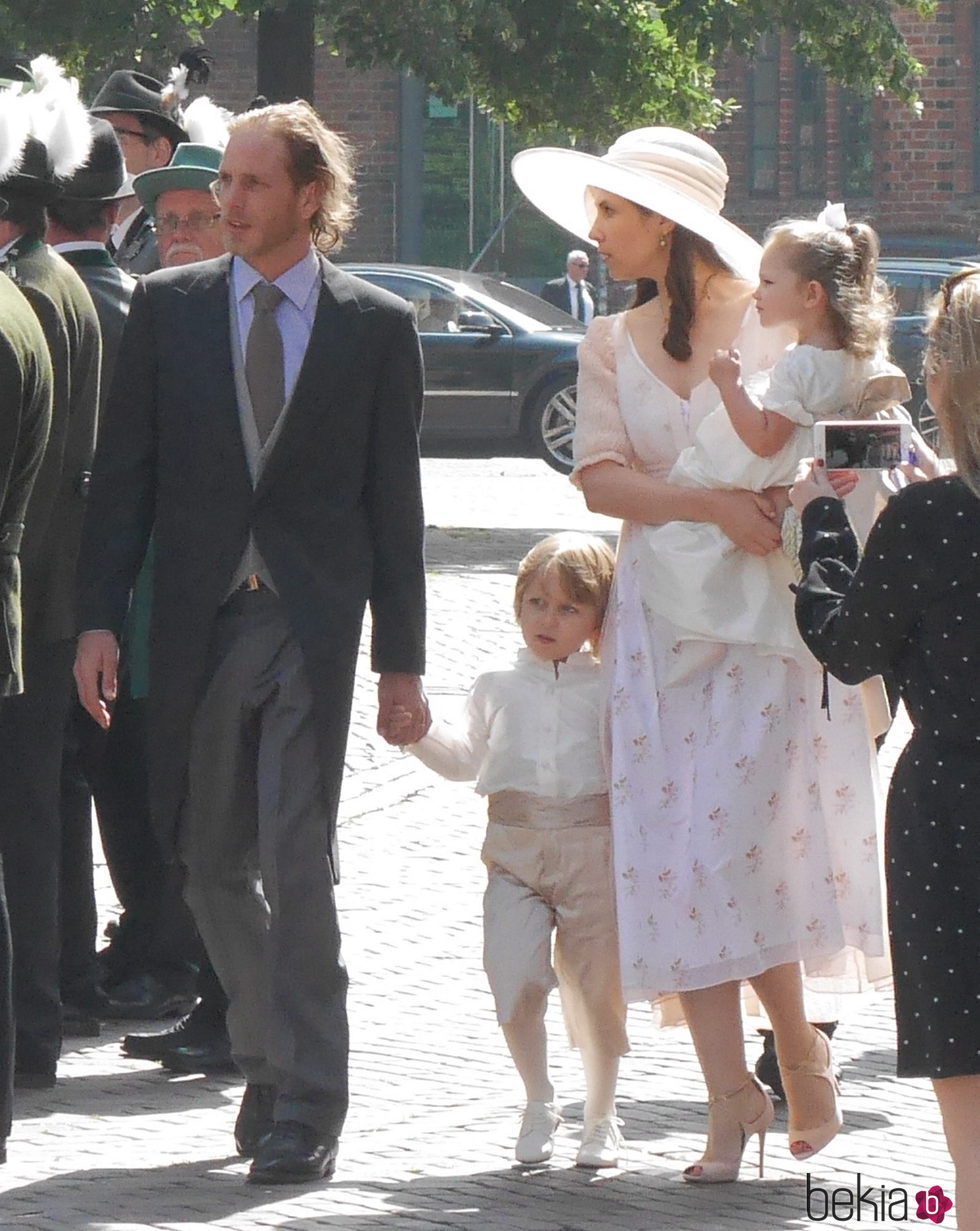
[407,648,607,799]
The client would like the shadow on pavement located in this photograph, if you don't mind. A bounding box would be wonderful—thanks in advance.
[0,1158,819,1230]
[11,1068,238,1120]
[426,526,617,575]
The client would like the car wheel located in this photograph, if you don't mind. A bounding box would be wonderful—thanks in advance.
[527,376,577,473]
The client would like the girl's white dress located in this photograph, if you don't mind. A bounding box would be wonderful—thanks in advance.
[573,312,890,1006]
[634,344,904,673]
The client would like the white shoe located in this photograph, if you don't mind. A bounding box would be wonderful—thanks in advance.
[515,1101,561,1164]
[576,1115,624,1168]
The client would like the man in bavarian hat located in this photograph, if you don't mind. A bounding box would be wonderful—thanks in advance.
[0,84,56,1165]
[135,141,225,269]
[95,141,237,1061]
[45,115,144,1034]
[89,69,188,274]
[46,117,134,404]
[0,59,102,1089]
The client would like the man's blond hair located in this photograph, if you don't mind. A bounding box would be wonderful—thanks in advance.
[229,101,356,253]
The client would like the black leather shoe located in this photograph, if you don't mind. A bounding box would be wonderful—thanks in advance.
[755,1021,839,1101]
[234,1083,277,1157]
[122,1001,221,1061]
[103,974,197,1021]
[162,1034,235,1074]
[247,1121,338,1185]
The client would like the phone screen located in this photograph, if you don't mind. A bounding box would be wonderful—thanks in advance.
[821,423,906,469]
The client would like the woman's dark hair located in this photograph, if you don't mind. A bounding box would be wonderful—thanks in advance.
[629,216,733,360]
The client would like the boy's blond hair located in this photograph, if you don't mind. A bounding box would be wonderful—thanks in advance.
[514,532,616,653]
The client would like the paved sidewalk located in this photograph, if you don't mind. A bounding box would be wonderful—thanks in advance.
[0,460,958,1230]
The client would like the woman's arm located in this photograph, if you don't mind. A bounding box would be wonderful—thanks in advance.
[572,320,783,555]
[580,461,783,556]
[794,487,933,683]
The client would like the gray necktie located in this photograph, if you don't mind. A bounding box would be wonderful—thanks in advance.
[576,282,586,321]
[246,282,286,444]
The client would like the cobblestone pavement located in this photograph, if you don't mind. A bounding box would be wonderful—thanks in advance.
[0,459,958,1230]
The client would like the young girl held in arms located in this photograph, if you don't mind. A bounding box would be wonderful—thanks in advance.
[392,533,628,1169]
[638,207,908,675]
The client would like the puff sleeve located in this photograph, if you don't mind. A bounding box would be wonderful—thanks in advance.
[571,316,635,485]
[759,348,819,429]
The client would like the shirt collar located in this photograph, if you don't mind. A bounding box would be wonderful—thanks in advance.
[52,241,107,254]
[515,647,596,675]
[232,248,320,312]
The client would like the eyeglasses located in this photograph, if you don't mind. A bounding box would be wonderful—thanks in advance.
[156,211,221,235]
[570,261,590,268]
[940,265,980,310]
[111,126,151,145]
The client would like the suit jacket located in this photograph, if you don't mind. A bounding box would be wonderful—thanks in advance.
[3,240,102,646]
[77,253,427,869]
[58,247,135,414]
[0,274,53,694]
[113,209,159,276]
[540,275,596,319]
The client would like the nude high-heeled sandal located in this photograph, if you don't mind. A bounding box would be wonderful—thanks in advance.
[682,1073,774,1183]
[781,1026,843,1160]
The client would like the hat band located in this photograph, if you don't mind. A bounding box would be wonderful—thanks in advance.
[602,149,727,215]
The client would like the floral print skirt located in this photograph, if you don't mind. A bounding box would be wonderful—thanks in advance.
[604,524,891,1006]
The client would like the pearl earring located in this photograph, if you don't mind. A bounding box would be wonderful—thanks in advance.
[659,234,668,249]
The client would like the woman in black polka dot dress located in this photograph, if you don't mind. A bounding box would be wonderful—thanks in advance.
[790,267,980,1228]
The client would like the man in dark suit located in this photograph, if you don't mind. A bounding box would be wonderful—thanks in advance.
[0,82,102,1090]
[0,228,55,1165]
[540,249,596,322]
[75,101,428,1184]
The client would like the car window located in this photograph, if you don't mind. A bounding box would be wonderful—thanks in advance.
[462,274,586,329]
[885,275,928,317]
[354,272,465,334]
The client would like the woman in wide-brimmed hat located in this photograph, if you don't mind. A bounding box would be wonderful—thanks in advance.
[512,129,889,1181]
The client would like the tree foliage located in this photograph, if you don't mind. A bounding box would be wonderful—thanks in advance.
[0,0,934,141]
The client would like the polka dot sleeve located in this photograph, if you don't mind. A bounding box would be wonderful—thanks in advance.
[795,483,960,684]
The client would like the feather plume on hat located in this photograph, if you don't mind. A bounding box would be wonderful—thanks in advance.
[161,46,214,113]
[182,95,232,149]
[0,86,31,181]
[26,53,92,178]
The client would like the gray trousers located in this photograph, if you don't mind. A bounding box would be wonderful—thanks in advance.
[178,589,348,1136]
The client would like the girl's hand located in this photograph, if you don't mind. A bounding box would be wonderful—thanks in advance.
[708,488,781,556]
[708,347,742,390]
[789,458,849,513]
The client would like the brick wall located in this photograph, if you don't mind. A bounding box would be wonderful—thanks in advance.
[711,0,980,252]
[200,12,402,260]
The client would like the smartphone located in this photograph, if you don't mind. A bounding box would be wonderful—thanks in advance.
[813,420,913,470]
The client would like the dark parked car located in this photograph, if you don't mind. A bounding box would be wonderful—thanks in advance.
[879,256,978,446]
[340,264,585,472]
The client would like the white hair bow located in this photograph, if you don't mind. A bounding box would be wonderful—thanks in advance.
[817,201,848,230]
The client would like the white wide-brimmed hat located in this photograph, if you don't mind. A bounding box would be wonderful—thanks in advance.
[511,127,761,281]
